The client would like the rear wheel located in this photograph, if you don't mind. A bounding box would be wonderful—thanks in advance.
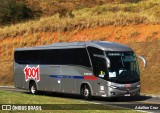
[29,82,38,94]
[81,85,92,100]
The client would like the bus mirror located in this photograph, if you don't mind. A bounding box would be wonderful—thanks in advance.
[137,55,147,68]
[93,54,110,68]
[106,57,110,68]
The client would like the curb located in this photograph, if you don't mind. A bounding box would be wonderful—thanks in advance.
[0,86,14,88]
[141,93,160,99]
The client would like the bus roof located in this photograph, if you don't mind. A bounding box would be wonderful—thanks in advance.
[15,41,133,51]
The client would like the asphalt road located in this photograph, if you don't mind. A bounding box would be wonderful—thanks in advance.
[0,86,160,112]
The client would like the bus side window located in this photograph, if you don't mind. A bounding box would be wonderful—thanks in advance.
[87,47,106,77]
[94,57,108,79]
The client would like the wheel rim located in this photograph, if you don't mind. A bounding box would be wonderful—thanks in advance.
[84,88,89,97]
[31,85,36,94]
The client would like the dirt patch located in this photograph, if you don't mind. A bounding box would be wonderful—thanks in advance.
[127,41,160,95]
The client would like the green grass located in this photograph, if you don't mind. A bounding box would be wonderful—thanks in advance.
[0,90,141,113]
[0,0,160,38]
[0,90,84,104]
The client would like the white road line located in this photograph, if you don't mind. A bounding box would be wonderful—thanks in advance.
[0,86,14,88]
[81,100,156,113]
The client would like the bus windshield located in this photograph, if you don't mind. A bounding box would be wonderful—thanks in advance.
[105,52,139,84]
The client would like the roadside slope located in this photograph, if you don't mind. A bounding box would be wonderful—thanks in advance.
[0,24,159,95]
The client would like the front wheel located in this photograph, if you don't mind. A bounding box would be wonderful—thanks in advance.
[29,82,38,94]
[81,85,92,100]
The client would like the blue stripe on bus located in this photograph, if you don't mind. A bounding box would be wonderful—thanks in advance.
[49,75,58,78]
[49,75,84,79]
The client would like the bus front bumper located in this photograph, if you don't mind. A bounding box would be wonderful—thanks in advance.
[107,87,140,97]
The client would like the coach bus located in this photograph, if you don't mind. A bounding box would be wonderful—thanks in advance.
[14,41,146,100]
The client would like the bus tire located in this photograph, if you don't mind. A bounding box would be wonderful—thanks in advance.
[81,84,92,100]
[29,82,38,94]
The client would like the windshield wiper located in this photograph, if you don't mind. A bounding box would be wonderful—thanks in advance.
[121,56,125,68]
[112,71,139,83]
[112,72,127,83]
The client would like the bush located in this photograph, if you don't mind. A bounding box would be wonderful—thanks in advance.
[0,0,33,25]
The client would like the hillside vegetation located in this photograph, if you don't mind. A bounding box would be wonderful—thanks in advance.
[0,0,141,26]
[1,0,160,38]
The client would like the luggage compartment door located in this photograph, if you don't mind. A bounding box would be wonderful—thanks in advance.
[50,66,61,92]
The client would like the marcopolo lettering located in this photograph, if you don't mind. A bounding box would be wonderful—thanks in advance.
[24,65,40,82]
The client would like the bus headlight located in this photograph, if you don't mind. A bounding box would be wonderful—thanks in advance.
[137,85,140,88]
[107,84,117,89]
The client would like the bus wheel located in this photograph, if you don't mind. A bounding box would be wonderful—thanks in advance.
[29,82,38,94]
[81,85,92,100]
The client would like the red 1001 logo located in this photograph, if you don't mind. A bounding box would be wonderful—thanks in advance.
[24,65,40,82]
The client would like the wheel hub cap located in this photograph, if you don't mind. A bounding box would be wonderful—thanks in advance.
[84,89,89,96]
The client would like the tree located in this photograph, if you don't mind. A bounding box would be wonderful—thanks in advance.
[0,0,33,25]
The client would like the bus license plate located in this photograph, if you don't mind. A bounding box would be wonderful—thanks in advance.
[125,94,130,96]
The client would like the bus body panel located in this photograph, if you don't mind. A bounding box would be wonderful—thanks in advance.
[14,63,22,89]
[49,65,61,92]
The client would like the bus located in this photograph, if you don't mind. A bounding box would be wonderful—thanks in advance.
[14,41,146,100]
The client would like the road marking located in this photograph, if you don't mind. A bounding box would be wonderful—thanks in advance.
[136,101,160,104]
[81,100,131,110]
[0,86,14,88]
[81,100,155,113]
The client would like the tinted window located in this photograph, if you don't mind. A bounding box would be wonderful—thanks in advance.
[87,47,104,75]
[106,52,139,83]
[14,48,91,68]
[94,57,108,79]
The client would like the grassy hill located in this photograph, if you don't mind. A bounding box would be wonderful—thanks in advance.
[1,0,160,38]
[0,0,160,95]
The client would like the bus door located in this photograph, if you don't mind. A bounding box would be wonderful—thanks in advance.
[50,66,61,92]
[93,57,108,95]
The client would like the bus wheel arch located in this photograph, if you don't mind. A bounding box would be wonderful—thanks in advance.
[80,83,92,100]
[29,80,38,94]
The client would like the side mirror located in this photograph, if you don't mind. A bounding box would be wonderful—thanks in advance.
[93,54,110,68]
[137,55,147,68]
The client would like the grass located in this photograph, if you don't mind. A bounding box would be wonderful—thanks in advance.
[0,62,13,85]
[127,40,160,95]
[1,0,160,38]
[0,90,141,113]
[129,31,140,38]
